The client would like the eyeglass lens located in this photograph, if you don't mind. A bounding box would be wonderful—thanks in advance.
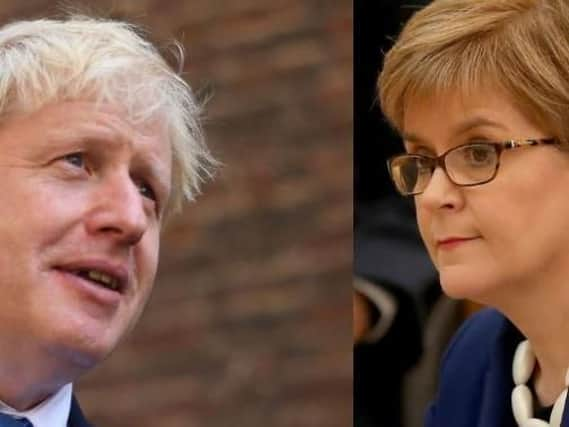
[390,144,499,194]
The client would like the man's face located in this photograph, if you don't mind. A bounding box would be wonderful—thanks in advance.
[0,101,171,368]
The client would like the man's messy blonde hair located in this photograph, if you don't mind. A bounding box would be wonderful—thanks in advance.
[380,0,569,144]
[0,13,216,213]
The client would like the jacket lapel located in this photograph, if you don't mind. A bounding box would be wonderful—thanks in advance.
[67,396,92,427]
[561,392,569,427]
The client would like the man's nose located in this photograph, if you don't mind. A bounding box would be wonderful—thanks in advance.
[85,174,149,246]
[417,167,464,211]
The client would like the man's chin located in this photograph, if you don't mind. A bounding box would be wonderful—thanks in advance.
[43,326,122,372]
[59,347,105,372]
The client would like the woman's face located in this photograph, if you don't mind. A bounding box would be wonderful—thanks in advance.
[403,89,569,303]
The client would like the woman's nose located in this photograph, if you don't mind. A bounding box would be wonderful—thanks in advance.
[417,167,464,211]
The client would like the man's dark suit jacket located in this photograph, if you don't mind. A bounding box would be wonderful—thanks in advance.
[68,396,92,427]
[426,308,569,426]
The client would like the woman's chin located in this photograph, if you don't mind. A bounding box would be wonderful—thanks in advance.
[438,264,498,302]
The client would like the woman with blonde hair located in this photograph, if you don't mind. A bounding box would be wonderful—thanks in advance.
[380,0,569,426]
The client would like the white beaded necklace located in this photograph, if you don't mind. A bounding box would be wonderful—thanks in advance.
[511,340,569,427]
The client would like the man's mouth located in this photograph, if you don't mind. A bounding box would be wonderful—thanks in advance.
[55,262,128,295]
[72,269,121,292]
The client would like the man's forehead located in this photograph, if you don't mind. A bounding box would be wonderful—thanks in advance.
[7,101,167,146]
[0,101,172,176]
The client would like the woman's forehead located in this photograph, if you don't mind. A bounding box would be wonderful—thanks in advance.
[401,87,550,147]
[403,85,533,126]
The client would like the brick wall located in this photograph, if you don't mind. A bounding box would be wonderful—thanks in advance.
[0,1,352,426]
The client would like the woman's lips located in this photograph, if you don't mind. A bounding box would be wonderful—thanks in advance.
[437,237,479,249]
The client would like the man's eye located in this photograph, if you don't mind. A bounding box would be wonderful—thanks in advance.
[137,181,157,202]
[62,152,85,168]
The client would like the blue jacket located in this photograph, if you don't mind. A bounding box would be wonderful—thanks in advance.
[426,309,569,426]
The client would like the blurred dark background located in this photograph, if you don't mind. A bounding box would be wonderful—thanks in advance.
[355,0,429,205]
[354,2,457,427]
[0,1,352,426]
[354,3,468,427]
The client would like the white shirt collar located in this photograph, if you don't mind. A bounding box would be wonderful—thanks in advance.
[0,383,72,427]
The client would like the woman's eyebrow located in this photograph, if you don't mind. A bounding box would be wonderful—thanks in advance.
[402,116,507,147]
[450,116,507,136]
[401,134,433,154]
[401,131,427,145]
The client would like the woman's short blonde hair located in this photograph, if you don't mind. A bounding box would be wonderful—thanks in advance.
[379,0,569,143]
[0,14,216,213]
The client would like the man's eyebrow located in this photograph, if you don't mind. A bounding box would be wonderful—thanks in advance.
[135,152,171,195]
[46,127,126,150]
[50,130,171,193]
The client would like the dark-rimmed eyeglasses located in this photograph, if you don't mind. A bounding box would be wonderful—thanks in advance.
[387,138,558,196]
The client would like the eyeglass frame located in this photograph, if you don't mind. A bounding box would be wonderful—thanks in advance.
[386,138,558,196]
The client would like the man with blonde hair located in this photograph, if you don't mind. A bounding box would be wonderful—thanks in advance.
[0,13,214,427]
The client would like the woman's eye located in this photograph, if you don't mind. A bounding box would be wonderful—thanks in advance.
[465,146,492,164]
